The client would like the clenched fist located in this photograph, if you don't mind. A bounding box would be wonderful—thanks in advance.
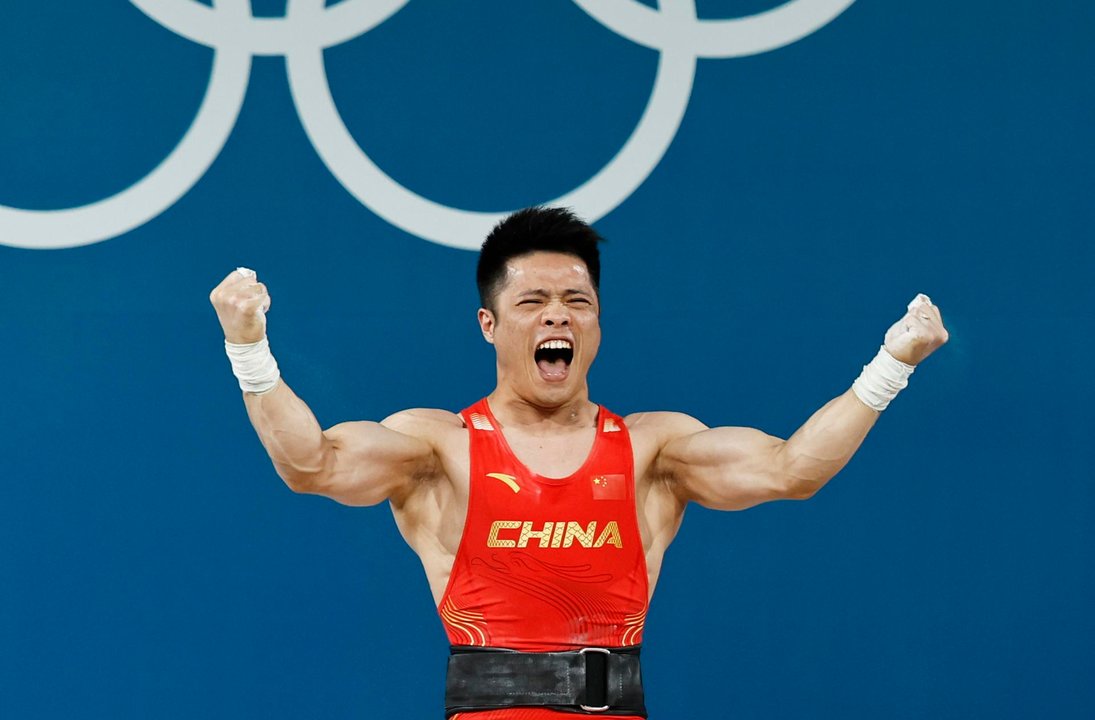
[209,267,272,344]
[883,293,949,365]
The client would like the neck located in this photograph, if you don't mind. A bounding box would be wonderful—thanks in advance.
[487,385,597,429]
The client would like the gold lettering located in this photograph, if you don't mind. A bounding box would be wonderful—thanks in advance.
[518,521,554,548]
[550,521,565,548]
[487,520,623,549]
[593,521,623,548]
[563,521,597,548]
[488,520,521,548]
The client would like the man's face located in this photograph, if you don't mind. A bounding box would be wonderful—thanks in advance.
[478,251,601,407]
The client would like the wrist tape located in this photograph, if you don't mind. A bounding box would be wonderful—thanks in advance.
[852,345,915,412]
[224,337,280,394]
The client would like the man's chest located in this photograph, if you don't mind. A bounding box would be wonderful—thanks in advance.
[499,426,598,479]
[396,419,679,603]
[422,422,665,546]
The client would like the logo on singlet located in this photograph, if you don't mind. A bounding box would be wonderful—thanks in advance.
[486,472,521,493]
[487,520,623,549]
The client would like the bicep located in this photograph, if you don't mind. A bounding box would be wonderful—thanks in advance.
[309,415,440,506]
[659,421,790,511]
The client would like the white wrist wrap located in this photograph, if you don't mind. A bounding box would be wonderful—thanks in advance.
[224,337,280,394]
[852,345,915,412]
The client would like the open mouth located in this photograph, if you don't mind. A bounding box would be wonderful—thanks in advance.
[534,339,574,381]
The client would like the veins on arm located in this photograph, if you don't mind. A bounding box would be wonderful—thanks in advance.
[244,383,446,507]
[652,413,791,511]
[647,391,879,511]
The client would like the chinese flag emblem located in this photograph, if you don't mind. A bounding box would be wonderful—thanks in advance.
[591,474,626,500]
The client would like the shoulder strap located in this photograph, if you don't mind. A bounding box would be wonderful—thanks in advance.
[461,398,497,433]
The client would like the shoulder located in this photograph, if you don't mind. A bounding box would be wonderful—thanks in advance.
[381,408,465,438]
[622,412,710,483]
[624,411,708,441]
[378,409,469,497]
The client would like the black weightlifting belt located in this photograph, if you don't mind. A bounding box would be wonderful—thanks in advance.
[445,645,646,717]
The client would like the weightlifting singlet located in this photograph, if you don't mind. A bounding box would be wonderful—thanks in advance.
[440,399,649,720]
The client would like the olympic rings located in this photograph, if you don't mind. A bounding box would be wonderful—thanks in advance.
[0,0,856,250]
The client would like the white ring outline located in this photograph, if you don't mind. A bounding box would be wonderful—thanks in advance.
[572,0,858,58]
[0,0,251,250]
[129,0,412,55]
[0,0,856,250]
[287,0,697,250]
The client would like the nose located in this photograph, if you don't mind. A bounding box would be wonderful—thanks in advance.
[542,300,570,327]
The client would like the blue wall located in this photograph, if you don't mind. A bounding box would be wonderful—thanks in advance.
[2,1,1092,718]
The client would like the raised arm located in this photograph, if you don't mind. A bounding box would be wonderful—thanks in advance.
[209,269,443,506]
[653,295,949,510]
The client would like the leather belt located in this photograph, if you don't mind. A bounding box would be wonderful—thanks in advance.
[445,645,646,717]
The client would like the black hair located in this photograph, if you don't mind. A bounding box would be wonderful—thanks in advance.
[476,206,603,312]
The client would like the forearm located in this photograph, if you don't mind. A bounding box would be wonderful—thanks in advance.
[778,295,949,495]
[665,295,947,509]
[777,389,879,497]
[242,380,333,490]
[211,268,432,504]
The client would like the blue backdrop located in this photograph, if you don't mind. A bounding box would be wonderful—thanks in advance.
[2,1,1092,718]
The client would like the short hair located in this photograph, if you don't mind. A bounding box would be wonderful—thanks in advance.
[477,206,603,312]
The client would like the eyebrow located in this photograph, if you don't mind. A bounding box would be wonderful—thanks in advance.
[516,289,593,297]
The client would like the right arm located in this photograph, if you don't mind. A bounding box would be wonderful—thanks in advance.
[243,383,441,506]
[210,269,441,506]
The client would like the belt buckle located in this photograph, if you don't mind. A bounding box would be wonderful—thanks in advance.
[579,647,611,712]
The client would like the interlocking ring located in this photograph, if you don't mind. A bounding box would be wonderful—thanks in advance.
[0,0,856,250]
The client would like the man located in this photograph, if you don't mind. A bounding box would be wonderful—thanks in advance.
[210,207,948,718]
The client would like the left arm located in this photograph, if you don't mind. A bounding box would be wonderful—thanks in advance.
[653,294,949,510]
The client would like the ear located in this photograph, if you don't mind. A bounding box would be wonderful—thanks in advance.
[477,308,496,344]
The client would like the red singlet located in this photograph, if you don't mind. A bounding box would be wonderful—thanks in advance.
[440,399,649,720]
